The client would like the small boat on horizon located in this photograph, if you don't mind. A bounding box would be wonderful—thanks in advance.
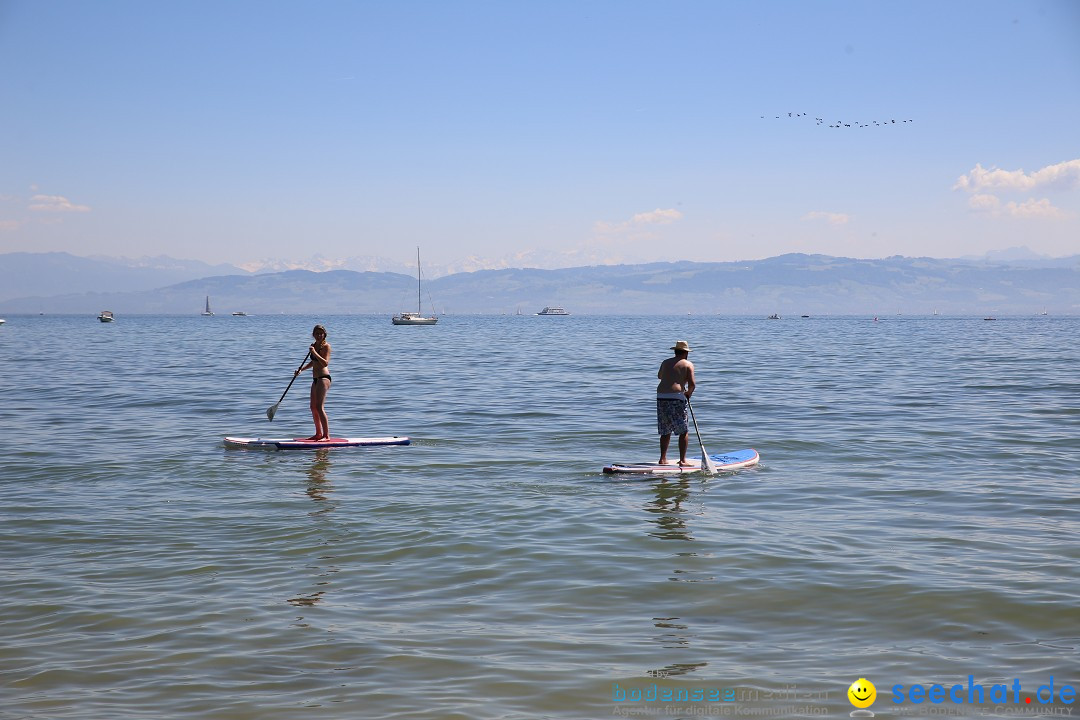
[98,310,114,323]
[537,306,570,316]
[393,248,438,325]
[201,296,214,317]
[231,311,248,317]
[767,313,781,320]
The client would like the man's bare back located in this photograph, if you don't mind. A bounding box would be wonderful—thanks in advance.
[657,356,695,397]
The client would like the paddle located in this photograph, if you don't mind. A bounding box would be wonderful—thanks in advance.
[686,394,718,475]
[266,351,310,421]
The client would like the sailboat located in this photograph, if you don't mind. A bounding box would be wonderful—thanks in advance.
[201,296,214,317]
[392,248,438,325]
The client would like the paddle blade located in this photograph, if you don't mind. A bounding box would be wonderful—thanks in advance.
[685,396,717,475]
[267,352,309,422]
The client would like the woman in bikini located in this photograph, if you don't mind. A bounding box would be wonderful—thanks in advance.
[295,324,332,441]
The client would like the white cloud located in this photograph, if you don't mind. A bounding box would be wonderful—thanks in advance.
[968,194,1000,211]
[1004,198,1065,219]
[0,219,21,231]
[28,195,91,212]
[953,159,1080,192]
[595,208,683,235]
[802,210,850,225]
[955,159,1075,221]
[967,192,1064,218]
[631,208,683,225]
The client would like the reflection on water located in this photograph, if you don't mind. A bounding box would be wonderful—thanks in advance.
[645,479,712,677]
[304,448,334,509]
[646,661,709,678]
[289,450,338,610]
[287,590,325,608]
[652,616,691,649]
[645,478,695,541]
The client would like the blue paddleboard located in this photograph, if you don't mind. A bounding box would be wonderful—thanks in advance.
[603,448,759,475]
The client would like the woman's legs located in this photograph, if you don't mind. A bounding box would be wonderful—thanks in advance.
[309,379,330,439]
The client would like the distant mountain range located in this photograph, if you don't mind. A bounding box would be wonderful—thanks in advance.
[1,251,1077,315]
[0,252,249,302]
[231,249,590,277]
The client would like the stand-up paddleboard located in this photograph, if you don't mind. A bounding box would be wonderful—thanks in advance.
[224,436,410,450]
[603,448,759,475]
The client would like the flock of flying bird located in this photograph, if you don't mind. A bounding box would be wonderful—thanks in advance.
[763,112,914,128]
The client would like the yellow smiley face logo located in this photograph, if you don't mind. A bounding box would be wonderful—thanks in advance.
[848,678,877,708]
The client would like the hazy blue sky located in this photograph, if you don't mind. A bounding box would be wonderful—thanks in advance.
[2,0,1078,271]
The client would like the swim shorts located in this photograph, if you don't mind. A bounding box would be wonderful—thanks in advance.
[656,395,688,436]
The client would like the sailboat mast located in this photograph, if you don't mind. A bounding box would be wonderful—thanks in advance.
[416,247,422,314]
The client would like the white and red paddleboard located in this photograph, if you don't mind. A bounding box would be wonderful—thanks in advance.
[224,436,410,450]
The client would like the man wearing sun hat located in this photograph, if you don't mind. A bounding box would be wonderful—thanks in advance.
[656,340,697,466]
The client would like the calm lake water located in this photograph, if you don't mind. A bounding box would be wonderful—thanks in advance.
[1,313,1077,719]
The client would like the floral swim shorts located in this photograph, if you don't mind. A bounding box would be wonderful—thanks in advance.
[656,396,688,436]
